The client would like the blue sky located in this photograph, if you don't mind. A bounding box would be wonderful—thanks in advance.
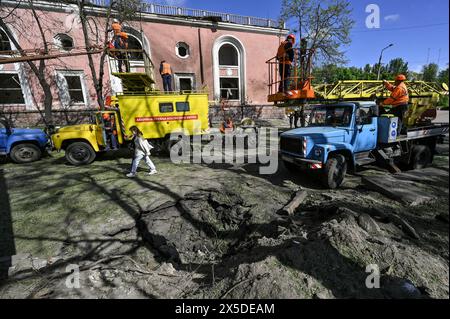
[161,0,449,72]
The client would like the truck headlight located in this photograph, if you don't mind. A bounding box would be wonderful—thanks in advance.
[314,148,322,157]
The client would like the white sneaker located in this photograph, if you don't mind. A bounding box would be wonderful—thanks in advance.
[148,170,157,175]
[126,173,136,178]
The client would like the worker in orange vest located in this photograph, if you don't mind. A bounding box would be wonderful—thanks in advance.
[160,60,173,92]
[381,74,409,134]
[102,113,118,150]
[220,117,234,134]
[110,18,122,49]
[276,34,295,93]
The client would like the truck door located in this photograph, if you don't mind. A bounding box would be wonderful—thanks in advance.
[0,120,9,154]
[353,107,377,153]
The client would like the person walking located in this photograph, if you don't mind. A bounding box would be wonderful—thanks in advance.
[160,60,173,92]
[126,126,157,178]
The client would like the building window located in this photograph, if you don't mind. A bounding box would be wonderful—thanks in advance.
[127,35,144,61]
[174,73,195,92]
[176,102,190,112]
[217,42,241,101]
[220,78,239,100]
[0,73,25,104]
[0,29,11,52]
[56,71,88,107]
[54,33,74,51]
[159,103,173,113]
[219,44,238,66]
[175,42,190,59]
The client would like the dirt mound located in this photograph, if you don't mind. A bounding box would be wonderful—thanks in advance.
[139,189,253,264]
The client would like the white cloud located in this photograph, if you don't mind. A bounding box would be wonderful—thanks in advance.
[384,14,400,22]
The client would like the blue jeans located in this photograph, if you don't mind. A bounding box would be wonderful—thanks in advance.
[162,74,172,92]
[131,152,156,174]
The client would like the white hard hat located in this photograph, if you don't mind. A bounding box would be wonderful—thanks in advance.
[113,18,119,23]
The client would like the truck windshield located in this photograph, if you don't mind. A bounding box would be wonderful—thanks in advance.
[307,105,353,127]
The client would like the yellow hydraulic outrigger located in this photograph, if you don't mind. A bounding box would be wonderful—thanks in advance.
[274,79,448,127]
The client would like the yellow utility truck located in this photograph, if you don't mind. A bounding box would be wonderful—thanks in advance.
[51,49,210,165]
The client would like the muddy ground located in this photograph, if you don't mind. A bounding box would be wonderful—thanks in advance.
[0,131,448,299]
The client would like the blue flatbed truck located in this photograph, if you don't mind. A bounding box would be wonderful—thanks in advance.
[280,102,449,189]
[0,118,49,163]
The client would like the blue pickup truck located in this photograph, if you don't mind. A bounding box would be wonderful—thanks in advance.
[0,118,49,163]
[280,102,449,188]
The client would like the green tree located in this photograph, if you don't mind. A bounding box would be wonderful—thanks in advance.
[422,63,439,82]
[280,0,354,64]
[387,58,409,77]
[437,66,449,85]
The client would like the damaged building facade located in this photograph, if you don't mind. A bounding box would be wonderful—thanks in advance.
[0,0,288,125]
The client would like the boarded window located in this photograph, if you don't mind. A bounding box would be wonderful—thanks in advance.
[0,73,25,104]
[176,102,190,112]
[159,103,173,113]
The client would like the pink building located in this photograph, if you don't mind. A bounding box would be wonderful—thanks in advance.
[0,0,288,124]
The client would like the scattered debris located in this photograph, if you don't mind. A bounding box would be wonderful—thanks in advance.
[280,190,308,215]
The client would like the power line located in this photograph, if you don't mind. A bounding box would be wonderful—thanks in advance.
[352,22,449,33]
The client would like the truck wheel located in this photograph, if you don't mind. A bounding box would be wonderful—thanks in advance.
[322,154,347,189]
[409,145,432,170]
[10,143,41,163]
[66,142,96,165]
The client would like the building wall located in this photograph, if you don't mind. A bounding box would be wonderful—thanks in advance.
[0,1,287,123]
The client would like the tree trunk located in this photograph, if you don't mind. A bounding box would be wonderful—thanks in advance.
[77,0,104,109]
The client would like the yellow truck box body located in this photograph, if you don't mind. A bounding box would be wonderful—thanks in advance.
[117,93,209,139]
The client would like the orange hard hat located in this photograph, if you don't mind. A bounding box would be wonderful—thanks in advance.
[396,74,406,81]
[102,113,110,119]
[287,34,296,43]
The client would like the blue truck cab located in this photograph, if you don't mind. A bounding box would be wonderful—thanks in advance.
[0,118,49,163]
[280,102,448,188]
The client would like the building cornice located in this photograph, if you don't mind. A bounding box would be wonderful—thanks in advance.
[2,0,289,36]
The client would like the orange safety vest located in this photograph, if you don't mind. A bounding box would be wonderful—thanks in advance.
[277,40,292,65]
[161,62,172,75]
[384,81,409,106]
[112,22,121,35]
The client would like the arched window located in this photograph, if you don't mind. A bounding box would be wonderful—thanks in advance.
[127,34,143,60]
[213,37,245,102]
[219,44,238,66]
[0,29,11,51]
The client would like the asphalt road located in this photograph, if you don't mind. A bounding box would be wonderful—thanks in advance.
[435,110,449,123]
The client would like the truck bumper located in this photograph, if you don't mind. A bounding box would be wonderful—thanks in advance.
[281,154,323,170]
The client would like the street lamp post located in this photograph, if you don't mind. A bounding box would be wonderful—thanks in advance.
[377,43,394,80]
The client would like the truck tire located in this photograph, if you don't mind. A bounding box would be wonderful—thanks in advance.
[322,154,347,189]
[66,142,96,166]
[409,145,432,170]
[10,143,41,163]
